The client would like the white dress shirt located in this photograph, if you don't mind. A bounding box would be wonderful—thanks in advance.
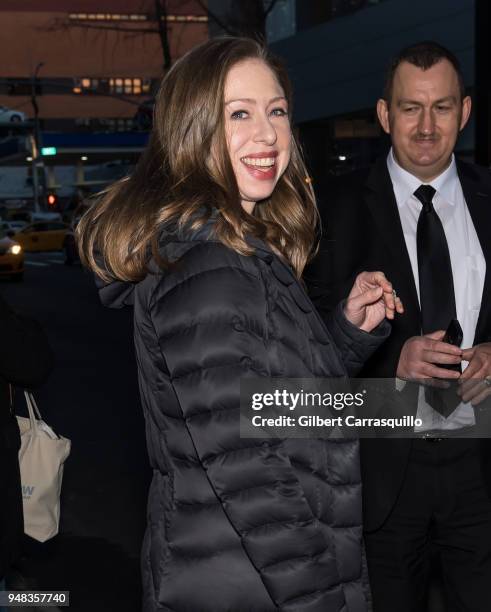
[387,149,486,431]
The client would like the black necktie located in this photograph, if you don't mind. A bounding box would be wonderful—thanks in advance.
[415,184,457,333]
[415,184,460,418]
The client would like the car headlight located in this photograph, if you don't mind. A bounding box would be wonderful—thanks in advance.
[7,244,22,255]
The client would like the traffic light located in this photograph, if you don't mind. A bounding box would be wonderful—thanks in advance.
[47,192,58,208]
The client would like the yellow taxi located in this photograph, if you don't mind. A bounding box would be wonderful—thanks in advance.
[13,221,69,252]
[0,230,24,281]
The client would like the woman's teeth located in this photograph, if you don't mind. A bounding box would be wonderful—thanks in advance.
[241,157,276,167]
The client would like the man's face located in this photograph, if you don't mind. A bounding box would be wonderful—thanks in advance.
[377,59,471,181]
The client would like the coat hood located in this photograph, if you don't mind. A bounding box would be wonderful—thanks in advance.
[96,215,219,309]
[96,273,136,309]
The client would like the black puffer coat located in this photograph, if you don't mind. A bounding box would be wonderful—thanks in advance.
[99,221,389,612]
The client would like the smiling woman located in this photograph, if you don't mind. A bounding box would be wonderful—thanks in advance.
[78,37,316,280]
[224,58,291,213]
[77,37,398,612]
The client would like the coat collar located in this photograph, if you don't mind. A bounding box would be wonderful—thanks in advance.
[246,235,316,315]
[165,214,320,318]
[388,149,460,208]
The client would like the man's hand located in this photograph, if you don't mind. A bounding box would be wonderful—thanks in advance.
[344,271,404,333]
[396,330,462,382]
[458,343,491,405]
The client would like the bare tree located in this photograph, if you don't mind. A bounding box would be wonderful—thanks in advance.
[153,0,172,70]
[46,0,279,75]
[45,0,202,70]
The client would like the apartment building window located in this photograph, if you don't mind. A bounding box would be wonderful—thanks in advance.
[103,118,135,131]
[68,13,208,23]
[73,79,92,94]
[69,13,147,21]
[73,78,152,96]
[73,117,135,132]
[109,78,148,95]
[5,79,40,96]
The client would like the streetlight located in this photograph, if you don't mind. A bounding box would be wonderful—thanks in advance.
[31,61,45,213]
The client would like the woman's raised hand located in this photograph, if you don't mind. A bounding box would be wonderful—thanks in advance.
[344,271,404,333]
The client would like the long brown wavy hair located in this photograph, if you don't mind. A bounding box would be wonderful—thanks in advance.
[77,37,317,282]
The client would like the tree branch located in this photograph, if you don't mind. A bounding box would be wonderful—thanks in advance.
[194,0,235,34]
[154,0,172,69]
[264,0,279,18]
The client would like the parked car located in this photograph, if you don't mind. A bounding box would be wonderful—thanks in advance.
[0,222,13,233]
[9,220,27,232]
[31,212,62,222]
[13,221,69,252]
[0,220,27,233]
[0,105,27,123]
[5,210,31,225]
[0,230,24,280]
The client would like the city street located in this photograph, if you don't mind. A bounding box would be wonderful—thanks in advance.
[1,253,151,611]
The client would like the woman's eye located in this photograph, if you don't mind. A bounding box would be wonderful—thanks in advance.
[271,107,287,117]
[231,110,248,120]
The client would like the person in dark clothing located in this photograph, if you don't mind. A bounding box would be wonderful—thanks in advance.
[305,41,491,611]
[78,37,402,612]
[0,294,53,592]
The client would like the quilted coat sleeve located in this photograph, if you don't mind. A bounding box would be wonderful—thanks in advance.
[150,251,345,611]
[326,301,390,377]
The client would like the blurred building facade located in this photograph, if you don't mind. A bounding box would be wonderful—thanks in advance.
[0,0,208,131]
[0,0,208,207]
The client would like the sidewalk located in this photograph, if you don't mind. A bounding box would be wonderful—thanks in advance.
[7,535,141,612]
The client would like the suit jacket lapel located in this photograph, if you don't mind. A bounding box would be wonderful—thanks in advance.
[457,161,491,343]
[364,158,421,327]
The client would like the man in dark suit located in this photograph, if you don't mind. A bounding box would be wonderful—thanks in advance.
[306,41,491,611]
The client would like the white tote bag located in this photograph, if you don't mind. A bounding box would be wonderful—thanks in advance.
[16,391,71,542]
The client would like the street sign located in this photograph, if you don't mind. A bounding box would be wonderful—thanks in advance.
[41,147,57,156]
